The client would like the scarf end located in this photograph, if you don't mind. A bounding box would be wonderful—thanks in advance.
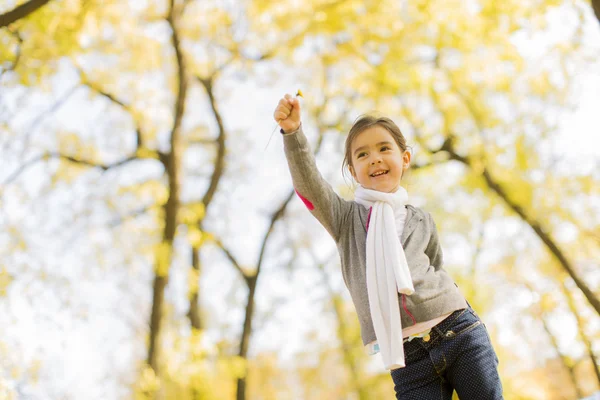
[386,361,406,370]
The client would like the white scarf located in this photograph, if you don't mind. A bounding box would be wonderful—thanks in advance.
[354,185,414,370]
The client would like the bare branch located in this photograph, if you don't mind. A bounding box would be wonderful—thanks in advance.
[197,76,226,208]
[187,138,217,145]
[0,0,53,28]
[213,239,250,283]
[108,204,160,228]
[0,30,22,79]
[1,152,137,187]
[1,84,80,155]
[81,79,144,149]
[437,135,600,316]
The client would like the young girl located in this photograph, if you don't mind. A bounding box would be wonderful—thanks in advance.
[274,93,503,399]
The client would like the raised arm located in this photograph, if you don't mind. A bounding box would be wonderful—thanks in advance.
[274,94,352,241]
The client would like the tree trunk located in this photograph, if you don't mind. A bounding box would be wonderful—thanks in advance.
[147,0,187,375]
[187,75,227,331]
[235,130,327,400]
[236,277,257,400]
[188,247,203,330]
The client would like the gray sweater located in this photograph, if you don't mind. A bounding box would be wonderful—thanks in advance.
[283,126,467,346]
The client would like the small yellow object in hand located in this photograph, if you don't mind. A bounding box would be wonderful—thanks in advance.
[265,89,303,150]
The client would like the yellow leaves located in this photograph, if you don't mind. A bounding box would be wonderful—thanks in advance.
[11,0,90,85]
[189,329,206,359]
[179,3,233,43]
[52,157,89,185]
[154,241,172,277]
[118,180,169,207]
[220,356,247,380]
[0,30,19,68]
[135,148,159,160]
[539,293,557,313]
[0,266,13,296]
[58,132,98,160]
[51,131,100,182]
[179,203,206,226]
[529,71,552,97]
[149,330,245,400]
[187,227,204,248]
[495,166,534,211]
[0,375,17,400]
[515,136,529,170]
[134,366,161,400]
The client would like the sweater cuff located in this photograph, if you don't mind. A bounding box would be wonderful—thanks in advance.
[280,123,302,136]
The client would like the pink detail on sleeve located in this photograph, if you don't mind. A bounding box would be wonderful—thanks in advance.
[403,294,417,325]
[295,189,315,211]
[366,207,372,231]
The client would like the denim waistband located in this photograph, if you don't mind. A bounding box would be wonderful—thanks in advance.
[403,308,471,350]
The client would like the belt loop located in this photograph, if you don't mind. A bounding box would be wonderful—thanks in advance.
[432,325,444,340]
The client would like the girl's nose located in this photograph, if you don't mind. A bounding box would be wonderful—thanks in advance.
[370,158,382,165]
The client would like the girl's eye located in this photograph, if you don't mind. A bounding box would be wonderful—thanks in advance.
[380,146,391,151]
[357,152,367,158]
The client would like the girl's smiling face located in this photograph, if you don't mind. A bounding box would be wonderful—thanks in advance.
[349,125,411,193]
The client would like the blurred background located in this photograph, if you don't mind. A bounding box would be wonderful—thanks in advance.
[1,0,599,399]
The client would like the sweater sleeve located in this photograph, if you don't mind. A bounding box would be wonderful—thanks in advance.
[282,125,352,242]
[424,212,444,270]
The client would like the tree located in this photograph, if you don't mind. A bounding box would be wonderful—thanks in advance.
[1,0,598,398]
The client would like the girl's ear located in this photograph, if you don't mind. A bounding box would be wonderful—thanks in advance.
[402,150,411,169]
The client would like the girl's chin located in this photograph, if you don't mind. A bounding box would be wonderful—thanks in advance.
[365,183,400,193]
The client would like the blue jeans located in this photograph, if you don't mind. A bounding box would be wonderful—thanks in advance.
[390,307,503,399]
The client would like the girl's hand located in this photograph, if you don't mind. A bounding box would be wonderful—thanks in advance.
[273,93,301,133]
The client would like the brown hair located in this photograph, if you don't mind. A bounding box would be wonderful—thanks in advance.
[342,115,408,175]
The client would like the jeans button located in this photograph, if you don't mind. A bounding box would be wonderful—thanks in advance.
[445,330,456,338]
[423,334,431,342]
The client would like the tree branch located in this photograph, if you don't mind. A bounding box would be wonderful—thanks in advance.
[81,79,144,149]
[435,136,600,316]
[186,75,228,334]
[403,68,600,316]
[197,76,226,209]
[213,239,250,283]
[108,204,160,228]
[2,83,80,155]
[0,30,22,78]
[2,152,137,187]
[0,0,53,28]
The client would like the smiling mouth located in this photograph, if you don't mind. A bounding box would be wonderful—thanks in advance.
[370,171,388,177]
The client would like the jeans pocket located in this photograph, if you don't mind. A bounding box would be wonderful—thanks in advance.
[442,311,482,339]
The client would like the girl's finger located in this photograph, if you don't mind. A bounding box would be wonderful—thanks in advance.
[274,111,288,121]
[277,100,291,113]
[276,105,291,117]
